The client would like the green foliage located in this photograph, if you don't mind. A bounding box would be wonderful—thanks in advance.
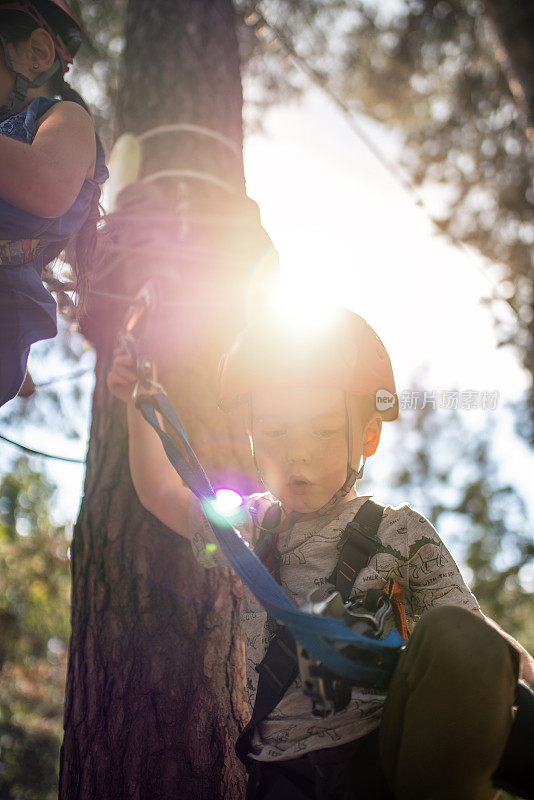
[326,0,534,438]
[383,388,534,651]
[0,460,70,800]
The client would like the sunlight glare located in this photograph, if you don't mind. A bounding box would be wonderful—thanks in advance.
[213,488,244,516]
[268,280,339,340]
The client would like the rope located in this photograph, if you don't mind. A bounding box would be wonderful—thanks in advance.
[44,195,270,302]
[0,432,85,463]
[140,169,236,195]
[94,209,259,226]
[89,288,232,308]
[137,123,242,160]
[242,2,522,324]
[91,239,253,263]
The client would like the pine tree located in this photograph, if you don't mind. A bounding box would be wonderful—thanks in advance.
[59,1,278,798]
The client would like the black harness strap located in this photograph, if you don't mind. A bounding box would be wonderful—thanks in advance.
[235,499,385,764]
[329,499,384,602]
[236,623,298,763]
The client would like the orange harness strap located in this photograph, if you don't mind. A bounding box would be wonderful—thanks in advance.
[382,576,410,642]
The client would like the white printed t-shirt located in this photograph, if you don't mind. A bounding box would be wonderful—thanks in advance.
[189,492,479,762]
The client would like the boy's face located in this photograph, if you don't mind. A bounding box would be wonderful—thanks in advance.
[252,386,362,514]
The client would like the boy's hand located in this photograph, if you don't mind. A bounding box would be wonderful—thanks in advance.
[107,348,137,403]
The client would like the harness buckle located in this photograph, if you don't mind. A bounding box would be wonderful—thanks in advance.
[296,588,395,718]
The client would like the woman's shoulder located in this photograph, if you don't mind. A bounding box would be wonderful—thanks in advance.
[23,97,61,136]
[31,99,104,186]
[20,97,91,143]
[31,98,94,132]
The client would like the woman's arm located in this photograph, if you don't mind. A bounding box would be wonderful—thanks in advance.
[0,101,95,218]
[107,350,193,540]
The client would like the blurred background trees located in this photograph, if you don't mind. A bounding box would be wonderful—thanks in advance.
[0,0,532,797]
[368,384,534,653]
[0,460,70,800]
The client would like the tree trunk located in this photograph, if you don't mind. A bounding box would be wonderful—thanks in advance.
[59,1,277,797]
[484,0,534,138]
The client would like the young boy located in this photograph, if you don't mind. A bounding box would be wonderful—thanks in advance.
[108,306,533,800]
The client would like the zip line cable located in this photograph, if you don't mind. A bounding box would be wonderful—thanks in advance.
[242,2,522,324]
[0,372,92,460]
[0,432,85,463]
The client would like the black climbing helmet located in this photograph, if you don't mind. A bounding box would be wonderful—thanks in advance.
[0,0,83,114]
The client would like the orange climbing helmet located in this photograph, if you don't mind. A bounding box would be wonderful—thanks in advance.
[218,306,399,421]
[0,0,82,71]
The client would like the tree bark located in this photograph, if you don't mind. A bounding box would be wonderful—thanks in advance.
[484,0,534,138]
[59,1,277,797]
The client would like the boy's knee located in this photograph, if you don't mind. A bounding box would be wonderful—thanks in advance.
[415,604,484,646]
[406,605,517,686]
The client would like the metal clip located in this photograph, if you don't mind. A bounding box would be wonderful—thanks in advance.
[117,280,161,401]
[132,373,165,406]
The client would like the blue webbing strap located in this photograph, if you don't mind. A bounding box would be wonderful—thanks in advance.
[136,391,405,686]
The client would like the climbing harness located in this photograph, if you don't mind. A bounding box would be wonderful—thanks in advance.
[0,94,108,409]
[297,576,409,717]
[119,284,406,692]
[234,499,407,761]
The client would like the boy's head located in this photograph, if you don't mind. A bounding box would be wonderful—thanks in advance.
[218,307,398,515]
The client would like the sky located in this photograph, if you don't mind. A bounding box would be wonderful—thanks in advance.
[1,84,534,546]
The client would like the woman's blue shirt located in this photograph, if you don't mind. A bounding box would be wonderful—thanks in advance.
[0,96,108,240]
[0,97,108,350]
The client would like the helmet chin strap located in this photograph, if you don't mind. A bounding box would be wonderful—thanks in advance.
[0,34,60,120]
[307,456,365,519]
[308,391,365,518]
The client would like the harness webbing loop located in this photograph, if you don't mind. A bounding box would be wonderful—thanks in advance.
[235,499,387,763]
